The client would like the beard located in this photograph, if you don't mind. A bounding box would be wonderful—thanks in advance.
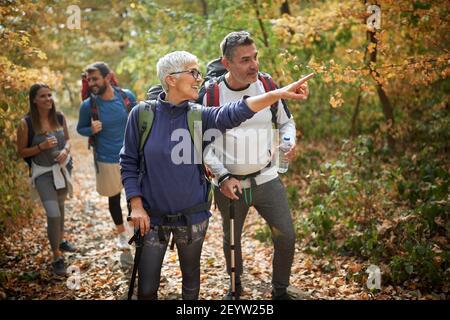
[91,84,107,96]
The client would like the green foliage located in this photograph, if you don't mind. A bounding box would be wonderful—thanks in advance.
[18,271,41,282]
[389,244,449,289]
[0,0,448,295]
[321,260,337,273]
[291,104,449,291]
[0,1,56,228]
[286,185,300,209]
[254,225,272,244]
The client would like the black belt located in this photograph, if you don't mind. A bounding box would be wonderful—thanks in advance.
[150,199,211,246]
[231,161,272,181]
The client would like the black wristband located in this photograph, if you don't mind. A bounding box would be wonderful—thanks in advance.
[218,173,232,186]
[126,201,132,221]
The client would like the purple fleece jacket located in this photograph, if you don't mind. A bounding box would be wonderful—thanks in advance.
[119,93,255,226]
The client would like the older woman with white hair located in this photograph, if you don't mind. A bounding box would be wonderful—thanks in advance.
[119,51,309,300]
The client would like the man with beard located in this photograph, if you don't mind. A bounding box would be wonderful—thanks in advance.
[77,62,136,249]
[200,31,307,300]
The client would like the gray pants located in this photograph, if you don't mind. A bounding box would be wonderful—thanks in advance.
[35,172,68,253]
[214,177,295,293]
[138,219,209,300]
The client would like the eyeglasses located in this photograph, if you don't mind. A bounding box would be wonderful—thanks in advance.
[222,31,251,56]
[169,69,203,80]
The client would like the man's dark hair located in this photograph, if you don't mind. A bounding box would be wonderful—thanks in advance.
[220,31,254,60]
[85,61,111,77]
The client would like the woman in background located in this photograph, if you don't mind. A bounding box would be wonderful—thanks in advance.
[17,83,76,276]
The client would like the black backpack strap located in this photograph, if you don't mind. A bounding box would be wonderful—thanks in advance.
[87,95,100,173]
[23,115,34,173]
[56,112,65,126]
[88,95,99,147]
[89,94,99,121]
[24,115,34,148]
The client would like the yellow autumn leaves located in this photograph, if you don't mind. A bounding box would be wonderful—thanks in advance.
[329,91,344,109]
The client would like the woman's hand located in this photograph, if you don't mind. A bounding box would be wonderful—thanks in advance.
[277,76,311,101]
[131,207,150,237]
[55,148,69,165]
[245,73,313,112]
[40,135,58,150]
[129,197,150,236]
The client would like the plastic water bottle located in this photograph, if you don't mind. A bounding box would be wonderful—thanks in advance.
[46,133,60,163]
[278,135,293,174]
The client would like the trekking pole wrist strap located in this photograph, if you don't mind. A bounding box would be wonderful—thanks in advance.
[218,173,232,186]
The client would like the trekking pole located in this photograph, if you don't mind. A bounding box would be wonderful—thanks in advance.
[229,198,237,300]
[127,228,143,300]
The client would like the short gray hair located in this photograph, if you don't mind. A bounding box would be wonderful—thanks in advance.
[220,31,254,60]
[157,51,199,92]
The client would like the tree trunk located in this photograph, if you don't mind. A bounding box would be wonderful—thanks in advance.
[350,91,362,137]
[252,0,281,81]
[199,0,208,17]
[350,37,370,137]
[280,0,291,15]
[367,12,396,151]
[63,81,74,107]
[376,84,396,149]
[253,0,269,48]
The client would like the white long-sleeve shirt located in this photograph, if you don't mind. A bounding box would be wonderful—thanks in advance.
[201,75,296,188]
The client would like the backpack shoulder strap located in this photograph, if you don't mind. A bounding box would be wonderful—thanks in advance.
[259,72,293,123]
[56,112,65,126]
[89,95,99,121]
[22,115,34,171]
[136,100,156,187]
[138,100,156,152]
[205,79,219,107]
[187,102,209,179]
[205,75,226,107]
[187,102,203,157]
[258,72,277,92]
[87,96,99,150]
[187,103,202,134]
[258,72,282,129]
[117,87,133,113]
[24,115,34,148]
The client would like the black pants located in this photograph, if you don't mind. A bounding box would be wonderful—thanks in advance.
[215,177,295,293]
[137,219,209,300]
[108,193,123,225]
